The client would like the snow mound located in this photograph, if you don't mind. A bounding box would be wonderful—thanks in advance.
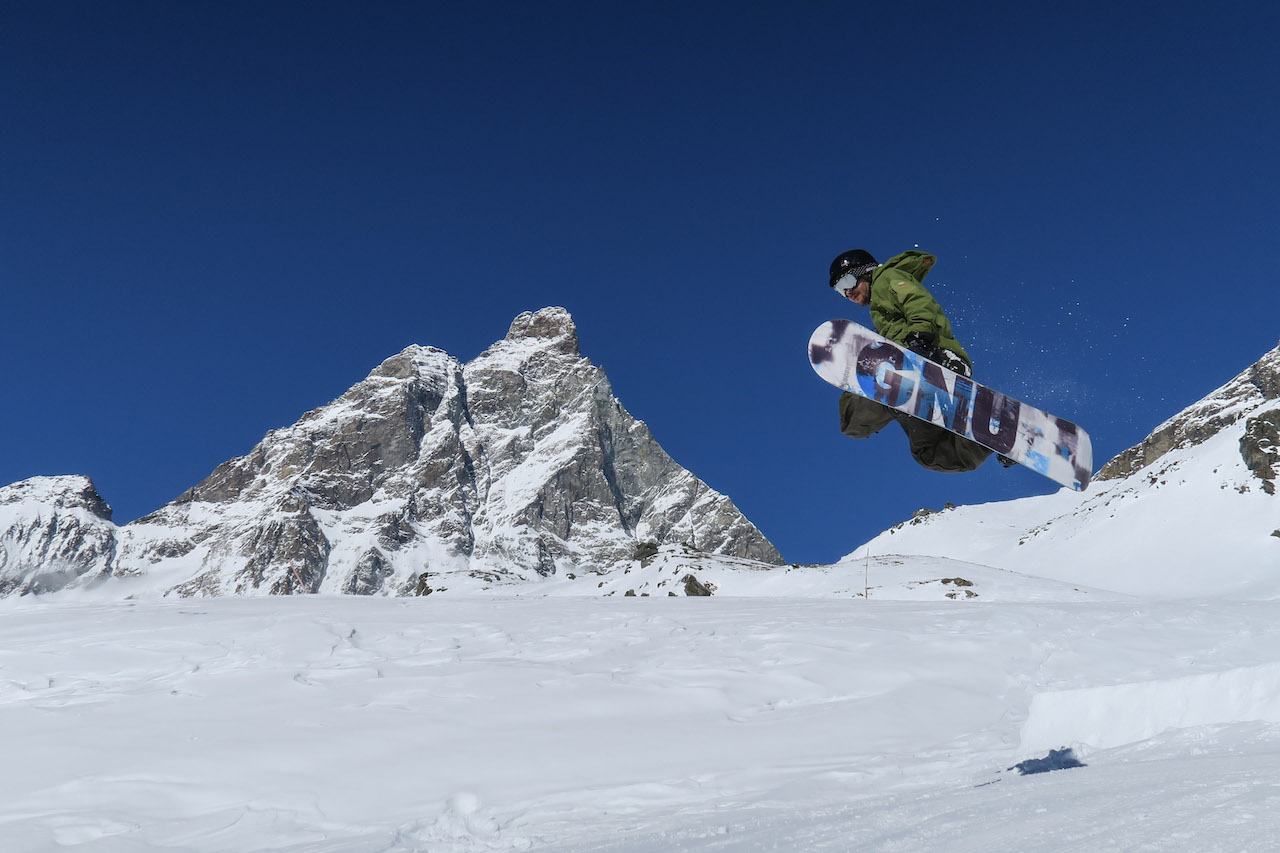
[1022,662,1280,752]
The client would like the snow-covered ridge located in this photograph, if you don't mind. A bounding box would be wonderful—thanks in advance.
[0,474,112,517]
[0,475,117,595]
[856,343,1280,599]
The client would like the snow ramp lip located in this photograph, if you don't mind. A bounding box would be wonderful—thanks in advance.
[1021,662,1280,752]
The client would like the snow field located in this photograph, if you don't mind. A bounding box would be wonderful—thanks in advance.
[3,593,1280,851]
[560,729,1280,853]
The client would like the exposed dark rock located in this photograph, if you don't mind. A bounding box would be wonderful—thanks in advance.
[633,541,660,566]
[1239,409,1280,494]
[682,574,713,596]
[344,549,394,595]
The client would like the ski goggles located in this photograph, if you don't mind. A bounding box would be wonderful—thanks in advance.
[832,273,859,297]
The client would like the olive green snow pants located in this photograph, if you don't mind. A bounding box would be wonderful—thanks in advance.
[838,392,992,474]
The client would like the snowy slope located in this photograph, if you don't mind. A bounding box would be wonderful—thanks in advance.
[857,344,1280,599]
[526,543,1124,603]
[2,594,1278,852]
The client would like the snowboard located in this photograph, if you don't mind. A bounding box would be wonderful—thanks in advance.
[809,320,1092,491]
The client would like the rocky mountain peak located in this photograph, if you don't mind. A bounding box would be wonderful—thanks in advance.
[499,306,581,357]
[369,344,457,381]
[1,308,781,598]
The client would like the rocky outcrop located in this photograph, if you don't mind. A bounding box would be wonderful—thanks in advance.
[1240,409,1280,495]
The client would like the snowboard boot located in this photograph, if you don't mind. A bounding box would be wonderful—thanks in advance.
[997,454,1017,468]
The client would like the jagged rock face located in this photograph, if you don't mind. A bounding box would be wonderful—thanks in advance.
[1098,344,1280,482]
[0,476,117,595]
[460,310,778,577]
[109,307,782,597]
[1240,409,1280,495]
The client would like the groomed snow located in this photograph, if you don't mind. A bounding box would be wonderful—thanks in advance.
[3,591,1279,851]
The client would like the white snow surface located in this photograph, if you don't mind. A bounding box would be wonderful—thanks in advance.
[4,575,1280,851]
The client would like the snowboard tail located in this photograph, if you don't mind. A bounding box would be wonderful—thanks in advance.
[810,320,1092,490]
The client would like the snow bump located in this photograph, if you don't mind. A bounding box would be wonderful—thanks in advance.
[1021,662,1280,752]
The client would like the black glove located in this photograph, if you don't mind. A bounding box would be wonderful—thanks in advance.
[904,331,973,377]
[903,331,938,360]
[936,348,973,378]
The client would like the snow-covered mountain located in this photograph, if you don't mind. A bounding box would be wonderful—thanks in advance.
[0,475,117,596]
[0,307,781,598]
[858,341,1280,599]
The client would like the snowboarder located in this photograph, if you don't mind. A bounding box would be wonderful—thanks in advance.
[827,248,1001,473]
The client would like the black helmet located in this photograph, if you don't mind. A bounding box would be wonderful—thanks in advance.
[829,249,878,288]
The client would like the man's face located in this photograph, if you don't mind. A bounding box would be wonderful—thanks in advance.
[840,279,870,306]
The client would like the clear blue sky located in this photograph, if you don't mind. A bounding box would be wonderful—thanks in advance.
[3,2,1277,565]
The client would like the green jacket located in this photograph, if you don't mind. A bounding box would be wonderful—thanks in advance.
[868,250,972,370]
